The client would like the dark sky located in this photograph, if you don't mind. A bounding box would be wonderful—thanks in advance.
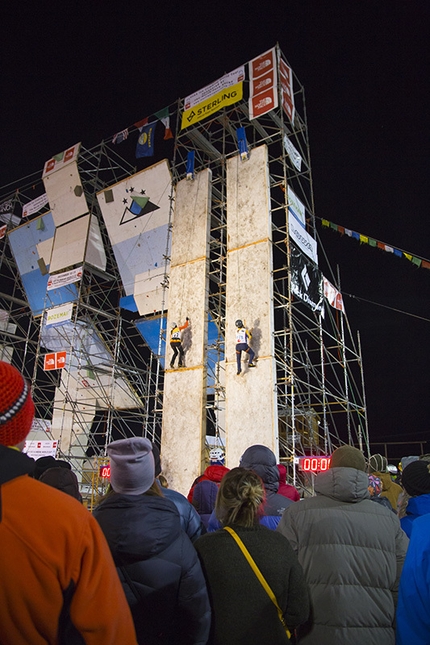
[1,4,429,451]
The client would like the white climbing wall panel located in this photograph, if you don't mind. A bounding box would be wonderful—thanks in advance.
[225,145,278,468]
[161,169,211,494]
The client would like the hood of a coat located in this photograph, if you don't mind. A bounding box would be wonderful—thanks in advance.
[192,479,218,515]
[315,467,370,503]
[240,444,279,493]
[203,464,229,483]
[0,445,34,485]
[93,493,182,564]
[277,463,287,484]
[376,471,397,492]
[405,492,430,517]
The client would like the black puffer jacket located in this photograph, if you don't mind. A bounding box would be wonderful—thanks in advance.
[93,492,211,645]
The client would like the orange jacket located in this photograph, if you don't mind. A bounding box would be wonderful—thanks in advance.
[0,446,138,645]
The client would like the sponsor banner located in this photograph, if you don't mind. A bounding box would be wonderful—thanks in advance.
[283,134,302,171]
[249,47,278,120]
[22,193,49,218]
[279,58,295,124]
[323,277,345,313]
[249,86,278,120]
[0,224,6,240]
[31,418,52,434]
[250,68,276,96]
[24,439,58,459]
[47,266,83,291]
[290,243,323,314]
[250,47,276,80]
[181,67,244,129]
[184,66,245,110]
[44,351,67,371]
[0,199,13,214]
[288,187,306,227]
[289,215,318,265]
[42,143,81,178]
[45,302,74,327]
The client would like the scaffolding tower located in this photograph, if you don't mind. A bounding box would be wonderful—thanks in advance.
[0,45,368,499]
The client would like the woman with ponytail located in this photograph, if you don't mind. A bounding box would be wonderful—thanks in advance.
[194,467,309,645]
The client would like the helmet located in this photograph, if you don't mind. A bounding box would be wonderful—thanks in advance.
[387,464,398,475]
[235,319,243,328]
[171,322,177,328]
[209,447,225,464]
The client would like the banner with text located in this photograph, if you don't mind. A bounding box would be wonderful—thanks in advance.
[181,66,244,129]
[47,266,83,291]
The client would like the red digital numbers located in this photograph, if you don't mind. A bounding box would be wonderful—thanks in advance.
[99,465,111,479]
[299,457,331,472]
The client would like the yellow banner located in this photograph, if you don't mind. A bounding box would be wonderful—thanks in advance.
[181,81,243,130]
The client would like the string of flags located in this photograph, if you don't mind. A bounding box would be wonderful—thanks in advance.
[321,219,430,270]
[111,106,174,159]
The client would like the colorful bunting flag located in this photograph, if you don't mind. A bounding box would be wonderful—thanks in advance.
[320,218,429,270]
[154,107,173,140]
[112,128,129,144]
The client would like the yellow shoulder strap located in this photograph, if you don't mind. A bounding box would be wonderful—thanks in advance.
[223,526,291,638]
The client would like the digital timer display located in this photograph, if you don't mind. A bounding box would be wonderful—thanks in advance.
[99,465,111,479]
[298,456,331,472]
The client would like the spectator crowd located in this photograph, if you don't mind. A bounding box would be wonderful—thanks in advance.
[1,358,430,644]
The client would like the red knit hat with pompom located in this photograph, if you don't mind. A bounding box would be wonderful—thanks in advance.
[0,361,35,446]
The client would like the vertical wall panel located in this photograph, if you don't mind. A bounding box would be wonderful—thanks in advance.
[225,145,278,468]
[161,169,211,494]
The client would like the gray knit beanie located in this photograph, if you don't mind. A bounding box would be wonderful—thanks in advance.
[107,437,154,495]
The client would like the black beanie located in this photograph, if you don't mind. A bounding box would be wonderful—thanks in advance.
[402,460,430,497]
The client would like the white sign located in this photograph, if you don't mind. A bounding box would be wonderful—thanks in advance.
[289,216,318,265]
[47,266,83,291]
[184,66,245,110]
[45,302,74,327]
[283,134,302,171]
[24,440,58,460]
[288,187,306,227]
[42,143,81,178]
[22,193,49,218]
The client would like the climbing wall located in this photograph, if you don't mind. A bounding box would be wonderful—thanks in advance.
[225,145,278,467]
[161,169,211,494]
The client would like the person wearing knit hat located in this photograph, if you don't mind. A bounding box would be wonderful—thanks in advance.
[330,444,366,471]
[0,360,35,448]
[368,452,403,511]
[107,437,155,495]
[277,441,408,644]
[400,460,430,538]
[93,436,211,645]
[0,360,138,644]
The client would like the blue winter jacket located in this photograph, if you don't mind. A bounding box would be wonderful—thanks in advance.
[400,492,430,537]
[93,492,211,645]
[161,484,204,541]
[397,513,430,645]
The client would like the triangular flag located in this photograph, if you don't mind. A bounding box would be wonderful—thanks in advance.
[154,107,173,140]
[134,117,149,129]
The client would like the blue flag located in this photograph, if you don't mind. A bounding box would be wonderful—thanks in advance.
[136,122,156,158]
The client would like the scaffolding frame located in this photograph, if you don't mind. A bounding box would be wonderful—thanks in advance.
[0,45,368,497]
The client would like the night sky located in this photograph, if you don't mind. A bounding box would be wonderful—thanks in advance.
[1,3,429,453]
